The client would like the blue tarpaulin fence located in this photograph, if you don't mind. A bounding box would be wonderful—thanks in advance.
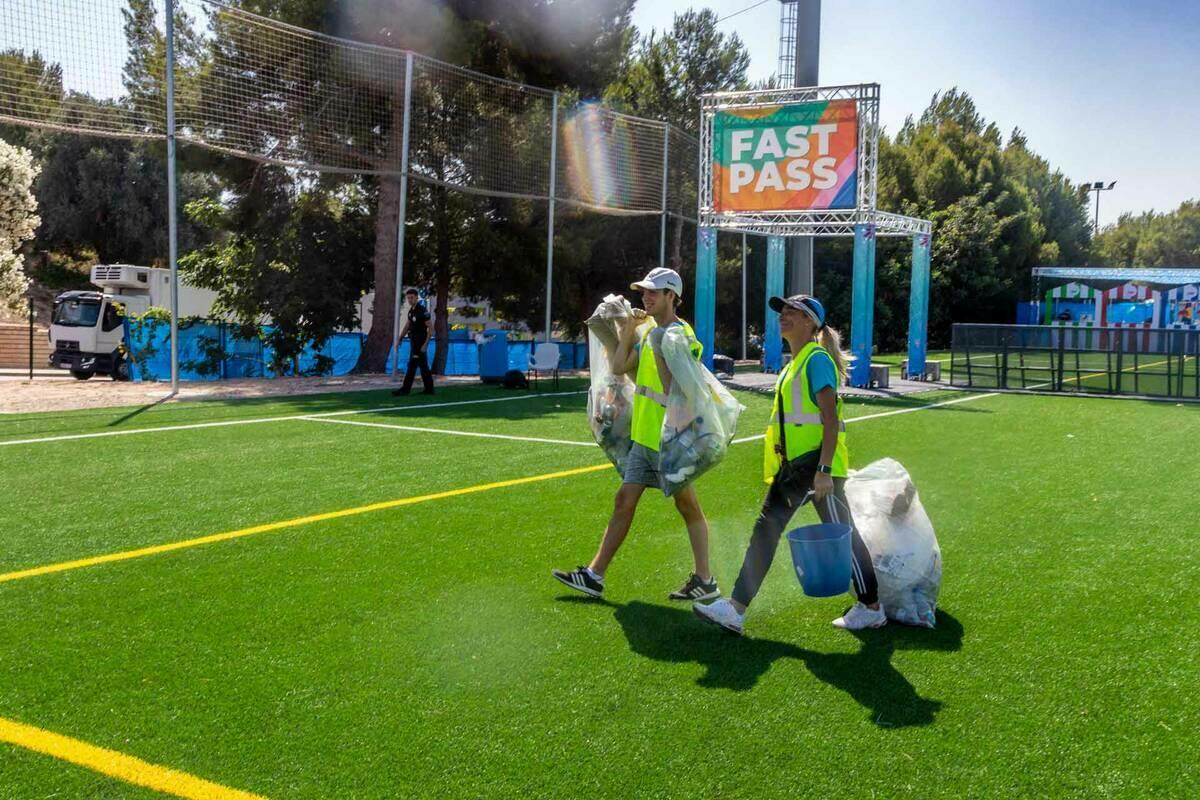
[386,339,588,375]
[124,319,363,382]
[125,318,586,382]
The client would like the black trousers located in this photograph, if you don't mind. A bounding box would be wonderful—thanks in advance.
[401,345,433,392]
[731,453,879,608]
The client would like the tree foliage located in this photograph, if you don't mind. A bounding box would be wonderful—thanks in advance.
[815,89,1094,350]
[603,9,750,133]
[6,3,1132,362]
[0,138,40,308]
[1092,200,1200,267]
[180,170,373,369]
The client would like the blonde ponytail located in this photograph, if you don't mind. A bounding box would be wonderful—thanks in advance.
[818,326,849,382]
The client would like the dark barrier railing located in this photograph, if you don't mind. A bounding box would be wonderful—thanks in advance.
[950,324,1200,399]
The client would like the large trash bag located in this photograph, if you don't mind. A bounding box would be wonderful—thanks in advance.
[844,458,942,628]
[586,295,637,472]
[656,325,744,496]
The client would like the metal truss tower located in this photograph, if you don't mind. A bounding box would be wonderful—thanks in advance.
[777,1,799,88]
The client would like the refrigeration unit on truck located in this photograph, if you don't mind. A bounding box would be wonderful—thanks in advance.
[49,264,218,380]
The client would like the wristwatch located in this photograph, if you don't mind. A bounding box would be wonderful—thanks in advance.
[816,464,833,475]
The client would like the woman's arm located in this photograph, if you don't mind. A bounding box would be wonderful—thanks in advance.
[814,385,839,499]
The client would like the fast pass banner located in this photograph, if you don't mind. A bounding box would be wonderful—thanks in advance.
[712,99,858,212]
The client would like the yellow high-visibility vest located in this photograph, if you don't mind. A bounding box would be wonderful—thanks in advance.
[631,320,701,451]
[762,341,848,482]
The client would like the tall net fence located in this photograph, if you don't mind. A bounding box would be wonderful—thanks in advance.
[0,0,158,137]
[558,105,668,215]
[408,55,556,199]
[667,126,700,224]
[0,0,698,209]
[184,2,409,173]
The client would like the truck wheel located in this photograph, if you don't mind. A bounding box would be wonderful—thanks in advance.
[112,358,131,382]
[71,370,93,381]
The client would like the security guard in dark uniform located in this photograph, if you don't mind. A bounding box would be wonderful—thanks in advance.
[394,288,434,396]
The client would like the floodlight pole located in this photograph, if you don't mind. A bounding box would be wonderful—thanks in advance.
[165,0,179,395]
[389,53,415,378]
[784,0,820,297]
[1089,180,1116,236]
[659,124,669,268]
[544,93,559,343]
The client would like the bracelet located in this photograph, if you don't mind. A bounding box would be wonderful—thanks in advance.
[816,464,833,474]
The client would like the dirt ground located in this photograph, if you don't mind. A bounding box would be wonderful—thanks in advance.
[0,372,491,414]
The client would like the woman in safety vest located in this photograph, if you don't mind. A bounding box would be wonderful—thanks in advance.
[693,294,883,635]
[553,268,719,602]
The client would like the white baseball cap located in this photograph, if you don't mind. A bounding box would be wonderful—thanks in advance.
[630,267,684,297]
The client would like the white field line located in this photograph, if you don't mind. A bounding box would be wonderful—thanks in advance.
[0,391,588,448]
[299,416,595,447]
[729,391,1000,445]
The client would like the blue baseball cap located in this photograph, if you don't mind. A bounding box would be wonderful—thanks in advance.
[769,294,826,328]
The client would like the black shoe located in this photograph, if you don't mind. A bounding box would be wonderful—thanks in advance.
[392,388,410,396]
[552,566,604,598]
[422,388,435,395]
[669,573,720,601]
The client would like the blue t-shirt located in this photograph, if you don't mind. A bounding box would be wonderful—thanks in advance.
[804,349,838,404]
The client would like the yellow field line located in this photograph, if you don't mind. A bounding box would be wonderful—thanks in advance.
[1067,355,1185,384]
[0,463,610,584]
[0,716,265,799]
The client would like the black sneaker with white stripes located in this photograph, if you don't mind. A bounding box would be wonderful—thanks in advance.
[668,573,720,601]
[552,566,605,598]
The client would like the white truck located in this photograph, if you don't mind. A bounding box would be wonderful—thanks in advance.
[49,264,218,380]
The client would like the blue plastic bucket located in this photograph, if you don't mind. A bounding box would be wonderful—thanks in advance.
[787,523,852,598]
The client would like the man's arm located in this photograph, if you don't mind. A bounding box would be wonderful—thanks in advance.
[611,311,645,375]
[422,317,433,351]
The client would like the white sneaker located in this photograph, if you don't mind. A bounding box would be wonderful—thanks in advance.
[832,602,887,630]
[693,598,745,635]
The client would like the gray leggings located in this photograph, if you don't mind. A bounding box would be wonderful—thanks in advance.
[731,455,879,608]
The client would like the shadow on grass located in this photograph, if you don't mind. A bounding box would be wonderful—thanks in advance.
[105,395,173,427]
[610,600,962,729]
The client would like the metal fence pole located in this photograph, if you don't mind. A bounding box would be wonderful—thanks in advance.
[659,125,669,268]
[741,232,747,360]
[166,0,179,394]
[27,294,34,380]
[1000,331,1009,390]
[389,52,415,378]
[1055,330,1066,391]
[544,93,559,343]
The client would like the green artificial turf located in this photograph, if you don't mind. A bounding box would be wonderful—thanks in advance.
[0,383,1196,799]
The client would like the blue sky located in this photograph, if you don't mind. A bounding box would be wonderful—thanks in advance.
[632,0,1200,226]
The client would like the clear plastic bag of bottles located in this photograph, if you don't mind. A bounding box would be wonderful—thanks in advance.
[586,295,636,472]
[656,326,744,496]
[844,458,942,628]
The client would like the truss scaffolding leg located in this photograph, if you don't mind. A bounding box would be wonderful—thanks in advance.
[906,233,932,379]
[695,227,717,369]
[849,223,877,387]
[764,236,786,373]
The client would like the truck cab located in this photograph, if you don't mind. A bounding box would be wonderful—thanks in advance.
[50,290,139,380]
[49,264,213,381]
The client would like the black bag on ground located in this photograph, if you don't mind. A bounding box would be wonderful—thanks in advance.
[502,369,529,389]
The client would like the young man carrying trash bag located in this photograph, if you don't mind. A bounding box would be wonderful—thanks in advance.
[693,294,884,635]
[553,267,720,602]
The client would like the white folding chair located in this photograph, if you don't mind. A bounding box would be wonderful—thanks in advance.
[527,342,560,389]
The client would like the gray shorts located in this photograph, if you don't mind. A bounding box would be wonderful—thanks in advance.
[622,443,660,486]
